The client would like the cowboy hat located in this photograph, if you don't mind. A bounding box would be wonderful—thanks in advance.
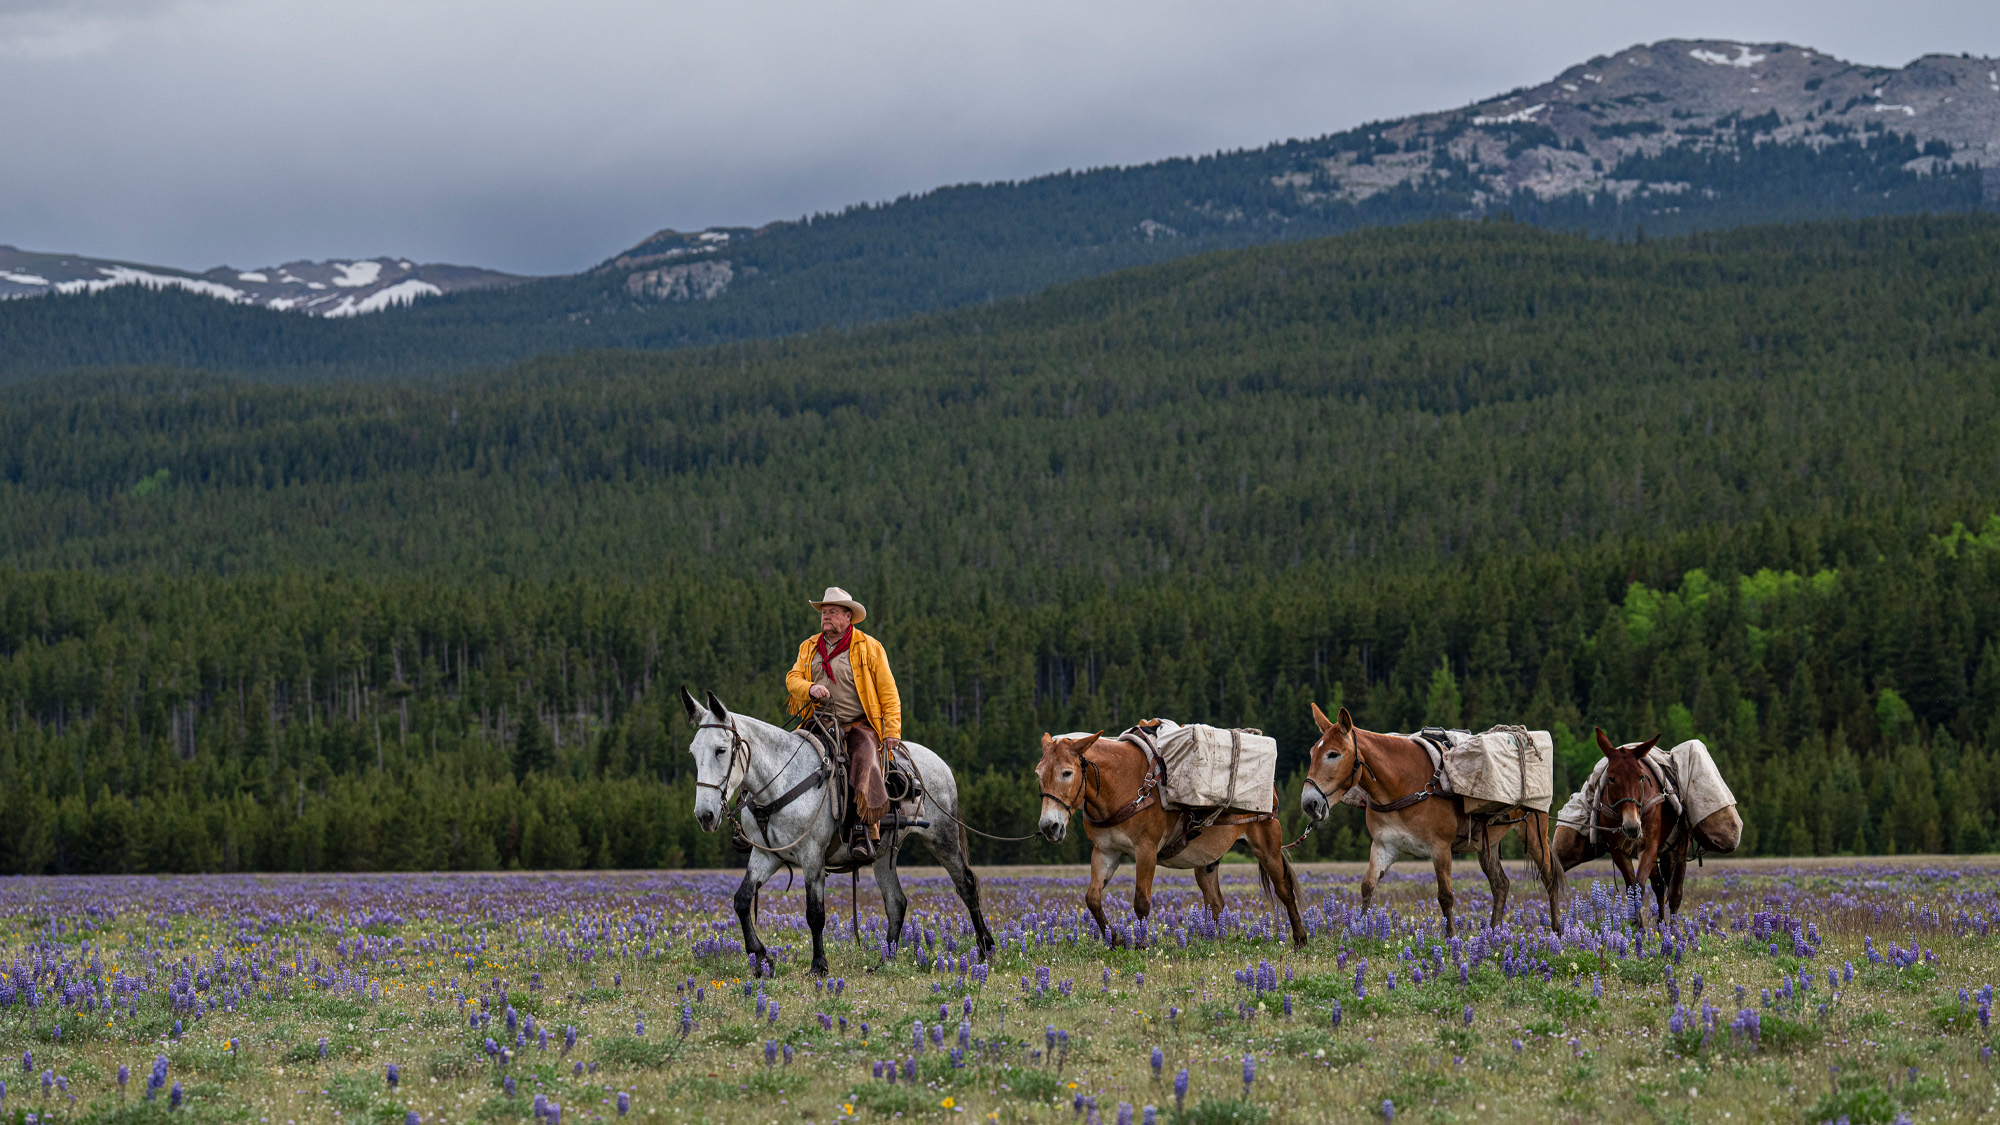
[809,586,867,624]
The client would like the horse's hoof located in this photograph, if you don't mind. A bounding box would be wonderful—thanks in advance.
[812,962,830,977]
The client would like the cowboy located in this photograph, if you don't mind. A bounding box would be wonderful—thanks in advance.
[786,587,902,861]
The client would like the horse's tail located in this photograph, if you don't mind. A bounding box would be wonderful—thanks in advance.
[1257,842,1301,911]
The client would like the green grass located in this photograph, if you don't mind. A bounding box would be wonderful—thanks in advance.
[8,862,2000,1125]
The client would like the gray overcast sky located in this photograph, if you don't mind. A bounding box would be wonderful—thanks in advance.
[4,0,1996,276]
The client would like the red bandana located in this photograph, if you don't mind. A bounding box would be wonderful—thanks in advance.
[815,626,853,677]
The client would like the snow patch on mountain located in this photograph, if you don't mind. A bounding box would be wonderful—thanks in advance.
[53,266,248,303]
[1473,104,1546,125]
[332,261,383,287]
[322,279,443,317]
[1690,45,1766,68]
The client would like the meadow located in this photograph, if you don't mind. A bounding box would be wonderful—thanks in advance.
[2,857,1996,1125]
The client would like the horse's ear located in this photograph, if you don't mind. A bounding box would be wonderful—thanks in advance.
[1311,703,1334,734]
[1636,734,1662,754]
[1335,706,1355,732]
[1072,732,1102,753]
[1594,727,1615,755]
[679,685,702,724]
[705,690,730,724]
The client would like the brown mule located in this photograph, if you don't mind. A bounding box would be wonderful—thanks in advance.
[1035,731,1308,947]
[1298,704,1563,935]
[1550,729,1688,925]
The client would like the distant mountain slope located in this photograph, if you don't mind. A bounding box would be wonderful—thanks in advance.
[0,246,522,315]
[0,38,1991,379]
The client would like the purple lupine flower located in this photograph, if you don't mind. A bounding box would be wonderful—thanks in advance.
[169,1081,183,1110]
[504,1077,516,1099]
[617,1093,630,1117]
[1117,1104,1133,1125]
[912,1021,925,1053]
[1242,1054,1255,1094]
[385,1064,399,1088]
[1331,1000,1343,1028]
[763,1041,776,1066]
[19,1052,28,1074]
[406,1113,420,1125]
[1173,1068,1188,1110]
[1150,1047,1163,1080]
[118,1065,129,1096]
[1382,1099,1395,1120]
[782,1044,793,1066]
[902,1058,915,1082]
[1463,1004,1473,1027]
[1143,1108,1157,1125]
[533,1094,550,1118]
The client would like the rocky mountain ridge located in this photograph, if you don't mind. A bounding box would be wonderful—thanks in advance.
[587,39,1998,308]
[0,247,521,316]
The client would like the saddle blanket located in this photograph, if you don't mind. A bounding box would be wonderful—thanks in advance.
[1555,738,1738,831]
[1140,720,1278,813]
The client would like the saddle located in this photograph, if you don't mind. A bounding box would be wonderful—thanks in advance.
[784,713,928,870]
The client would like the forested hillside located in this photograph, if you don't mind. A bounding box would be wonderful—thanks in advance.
[4,215,2000,872]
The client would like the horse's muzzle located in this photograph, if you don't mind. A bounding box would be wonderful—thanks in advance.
[1620,816,1642,842]
[1300,787,1329,823]
[1038,814,1068,843]
[695,808,719,833]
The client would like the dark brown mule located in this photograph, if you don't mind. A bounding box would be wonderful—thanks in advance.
[1035,732,1308,947]
[1298,704,1563,935]
[1550,729,1688,924]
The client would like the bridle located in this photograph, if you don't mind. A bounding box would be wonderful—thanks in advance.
[1594,754,1671,826]
[1303,732,1436,815]
[693,720,753,807]
[1038,746,1096,819]
[1300,732,1362,819]
[694,716,829,854]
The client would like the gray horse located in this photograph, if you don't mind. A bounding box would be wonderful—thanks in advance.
[681,688,994,975]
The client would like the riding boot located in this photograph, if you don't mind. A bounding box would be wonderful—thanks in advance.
[849,824,877,863]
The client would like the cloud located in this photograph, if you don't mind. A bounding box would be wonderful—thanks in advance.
[0,0,195,59]
[2,0,1996,275]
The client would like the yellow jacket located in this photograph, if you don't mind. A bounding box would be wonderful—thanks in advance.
[786,627,902,740]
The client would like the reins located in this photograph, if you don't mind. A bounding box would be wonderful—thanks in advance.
[699,718,833,856]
